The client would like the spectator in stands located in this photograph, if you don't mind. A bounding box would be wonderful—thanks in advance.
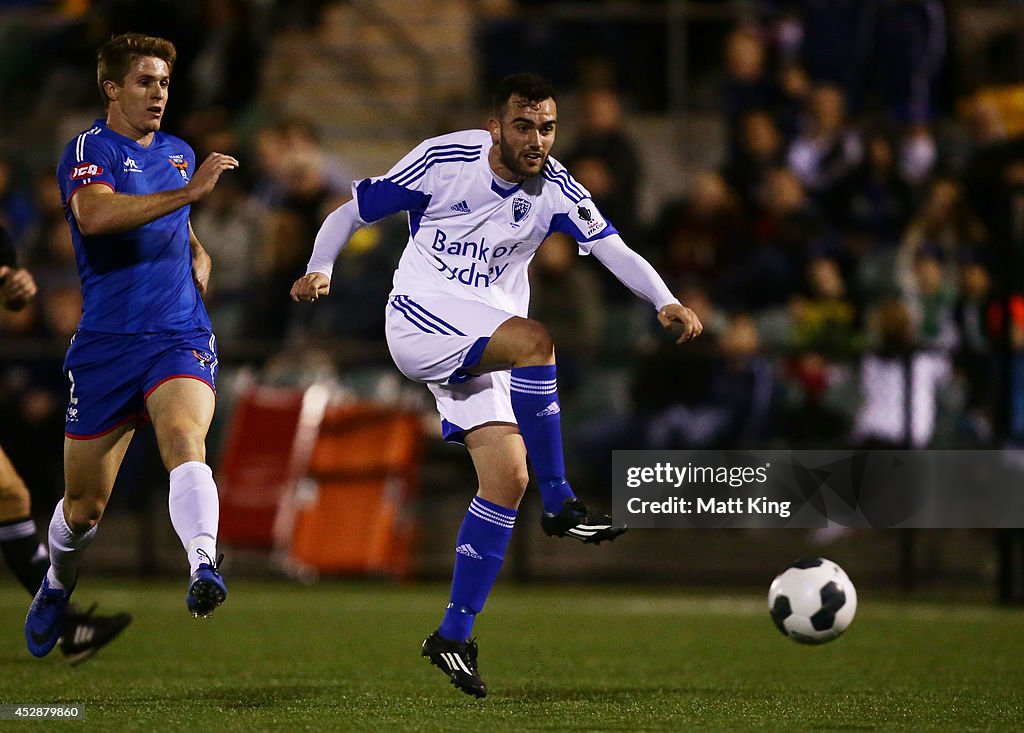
[630,310,774,450]
[852,298,952,448]
[564,87,644,309]
[650,171,745,297]
[899,122,939,188]
[190,176,260,340]
[873,0,947,129]
[896,177,988,297]
[833,130,915,248]
[953,250,995,443]
[722,26,777,155]
[794,0,874,107]
[786,84,863,219]
[722,109,785,213]
[0,157,37,248]
[790,256,860,359]
[565,87,642,246]
[250,119,351,341]
[905,245,958,351]
[188,0,261,116]
[728,167,826,310]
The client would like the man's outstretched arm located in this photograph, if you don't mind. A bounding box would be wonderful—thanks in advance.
[589,234,703,343]
[290,199,368,302]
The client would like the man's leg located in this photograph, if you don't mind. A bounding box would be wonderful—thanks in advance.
[471,317,572,512]
[12,436,133,664]
[0,446,47,595]
[423,424,525,699]
[470,317,626,543]
[26,426,133,658]
[146,377,225,617]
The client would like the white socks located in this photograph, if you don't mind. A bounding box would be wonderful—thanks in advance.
[45,461,220,588]
[46,498,96,591]
[168,461,220,573]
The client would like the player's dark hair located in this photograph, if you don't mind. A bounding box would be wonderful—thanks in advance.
[96,33,177,107]
[492,73,556,116]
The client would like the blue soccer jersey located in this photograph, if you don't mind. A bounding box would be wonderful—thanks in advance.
[57,120,210,334]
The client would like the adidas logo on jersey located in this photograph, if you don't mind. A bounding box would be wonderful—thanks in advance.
[450,200,471,214]
[536,401,560,417]
[455,543,482,559]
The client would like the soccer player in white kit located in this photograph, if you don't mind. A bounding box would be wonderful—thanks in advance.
[291,74,702,698]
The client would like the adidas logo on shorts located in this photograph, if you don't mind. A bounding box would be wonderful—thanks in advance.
[536,401,560,417]
[455,543,482,559]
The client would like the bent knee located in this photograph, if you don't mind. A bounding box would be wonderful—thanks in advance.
[513,319,554,366]
[0,471,30,519]
[478,466,530,508]
[65,501,103,534]
[0,472,28,502]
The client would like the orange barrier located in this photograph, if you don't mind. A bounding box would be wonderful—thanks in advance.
[288,404,423,579]
[217,385,311,549]
[217,384,422,579]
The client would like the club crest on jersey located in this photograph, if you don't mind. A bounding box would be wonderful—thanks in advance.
[70,163,103,180]
[169,155,189,180]
[511,197,532,226]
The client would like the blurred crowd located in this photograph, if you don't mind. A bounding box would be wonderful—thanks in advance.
[528,1,1024,482]
[1,1,1023,502]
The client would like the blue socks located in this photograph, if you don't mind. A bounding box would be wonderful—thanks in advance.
[438,365,575,641]
[439,497,516,642]
[510,364,575,513]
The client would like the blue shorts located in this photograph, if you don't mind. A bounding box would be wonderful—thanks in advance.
[63,328,218,439]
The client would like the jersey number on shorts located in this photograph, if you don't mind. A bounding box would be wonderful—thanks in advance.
[66,370,80,423]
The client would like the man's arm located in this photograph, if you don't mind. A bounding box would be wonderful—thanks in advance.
[69,152,239,236]
[589,234,703,343]
[0,223,36,311]
[189,221,211,296]
[290,199,367,302]
[0,267,37,312]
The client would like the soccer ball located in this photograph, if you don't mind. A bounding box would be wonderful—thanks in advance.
[768,558,857,644]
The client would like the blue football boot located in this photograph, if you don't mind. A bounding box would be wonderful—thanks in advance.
[186,550,226,618]
[25,576,74,658]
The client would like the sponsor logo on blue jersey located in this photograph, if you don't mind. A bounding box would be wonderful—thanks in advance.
[70,163,103,180]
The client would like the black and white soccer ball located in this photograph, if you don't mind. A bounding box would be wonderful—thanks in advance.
[768,558,857,644]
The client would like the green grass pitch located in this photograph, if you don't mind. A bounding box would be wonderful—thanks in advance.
[2,578,1023,731]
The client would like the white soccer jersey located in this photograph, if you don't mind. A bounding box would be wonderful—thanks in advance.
[352,129,617,317]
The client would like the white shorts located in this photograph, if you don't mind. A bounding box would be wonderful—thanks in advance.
[384,294,517,443]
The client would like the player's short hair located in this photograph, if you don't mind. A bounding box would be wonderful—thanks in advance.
[492,73,556,116]
[96,33,177,106]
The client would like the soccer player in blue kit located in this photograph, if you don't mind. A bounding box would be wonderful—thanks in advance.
[24,33,239,658]
[292,73,703,697]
